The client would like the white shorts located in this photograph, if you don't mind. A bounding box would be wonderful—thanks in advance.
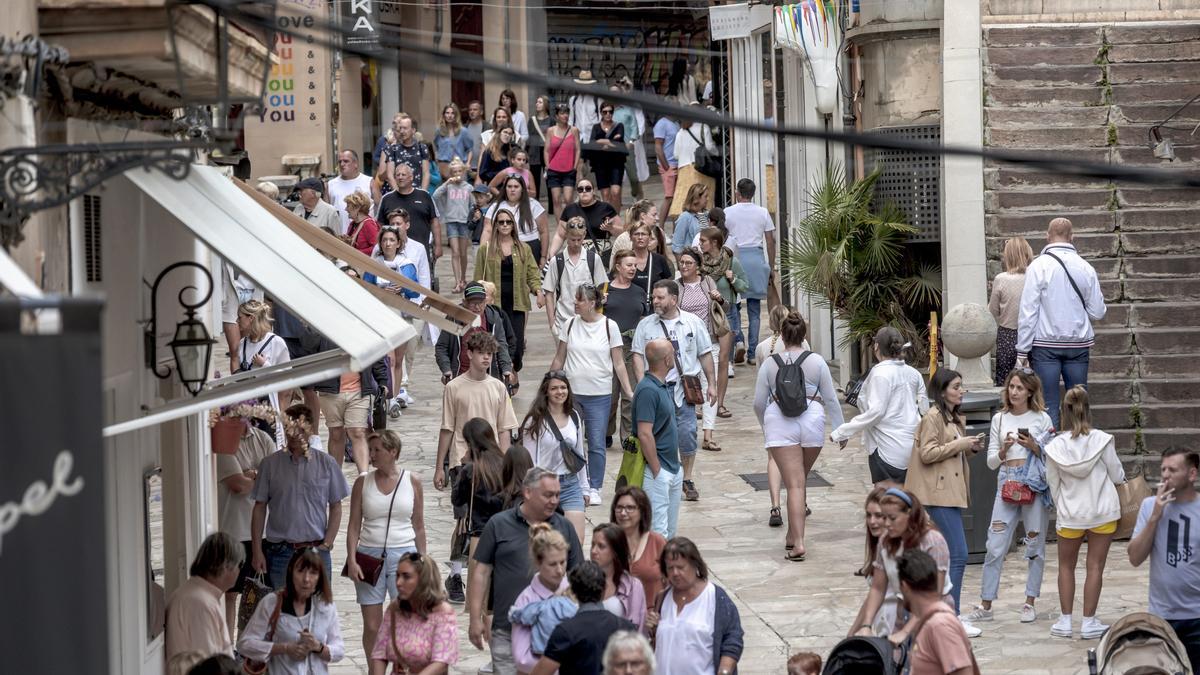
[763,401,826,448]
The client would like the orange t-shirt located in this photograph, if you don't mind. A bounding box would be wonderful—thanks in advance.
[339,372,362,394]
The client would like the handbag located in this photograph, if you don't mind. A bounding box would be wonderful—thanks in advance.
[704,276,730,338]
[1001,479,1036,505]
[658,320,704,406]
[1115,473,1153,540]
[685,127,722,178]
[449,467,475,562]
[237,573,273,633]
[241,591,283,675]
[371,393,387,431]
[546,410,587,474]
[844,376,866,408]
[615,434,646,490]
[342,470,402,587]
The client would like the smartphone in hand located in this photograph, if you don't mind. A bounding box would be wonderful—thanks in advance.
[1018,427,1030,437]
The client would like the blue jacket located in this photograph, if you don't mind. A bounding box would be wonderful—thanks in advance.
[508,595,577,655]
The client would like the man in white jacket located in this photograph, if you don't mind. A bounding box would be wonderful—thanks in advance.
[1015,217,1107,428]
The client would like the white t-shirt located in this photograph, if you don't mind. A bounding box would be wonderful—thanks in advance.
[542,248,610,336]
[521,414,589,489]
[216,426,275,541]
[673,124,715,169]
[723,201,775,249]
[561,315,622,396]
[326,173,374,232]
[237,332,291,372]
[487,199,545,242]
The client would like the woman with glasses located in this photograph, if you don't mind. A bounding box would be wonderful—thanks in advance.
[962,367,1054,626]
[482,174,549,266]
[610,201,673,291]
[475,208,543,373]
[519,370,590,542]
[369,552,458,674]
[588,100,627,210]
[611,486,667,610]
[545,102,581,221]
[345,430,426,660]
[675,247,725,452]
[239,548,345,674]
[549,284,633,507]
[547,177,622,260]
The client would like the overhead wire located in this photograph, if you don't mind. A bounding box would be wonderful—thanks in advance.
[210,0,1200,189]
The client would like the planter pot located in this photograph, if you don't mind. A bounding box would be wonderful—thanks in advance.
[211,418,244,455]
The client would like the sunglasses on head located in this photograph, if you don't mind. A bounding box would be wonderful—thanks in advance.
[544,369,569,381]
[400,551,423,564]
[1013,367,1035,375]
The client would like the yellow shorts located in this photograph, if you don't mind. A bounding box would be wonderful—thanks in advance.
[1057,520,1119,539]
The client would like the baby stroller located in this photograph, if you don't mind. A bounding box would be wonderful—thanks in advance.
[1088,612,1192,675]
[822,636,906,675]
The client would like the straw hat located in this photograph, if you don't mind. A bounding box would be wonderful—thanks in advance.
[573,69,597,85]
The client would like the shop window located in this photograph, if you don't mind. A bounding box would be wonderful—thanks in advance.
[865,124,942,243]
[144,467,165,641]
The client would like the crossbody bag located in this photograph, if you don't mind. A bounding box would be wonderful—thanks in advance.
[659,319,704,406]
[341,471,403,586]
[1042,249,1088,309]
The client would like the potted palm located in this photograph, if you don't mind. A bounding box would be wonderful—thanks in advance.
[780,164,942,371]
[208,401,276,454]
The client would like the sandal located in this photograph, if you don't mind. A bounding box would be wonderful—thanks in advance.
[702,439,722,452]
[717,405,732,418]
[785,550,807,562]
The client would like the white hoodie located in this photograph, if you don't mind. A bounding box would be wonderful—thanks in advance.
[1043,429,1126,529]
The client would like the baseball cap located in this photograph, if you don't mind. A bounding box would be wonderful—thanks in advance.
[472,184,491,195]
[463,281,487,300]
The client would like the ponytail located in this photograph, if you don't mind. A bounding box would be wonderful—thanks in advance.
[1060,385,1093,438]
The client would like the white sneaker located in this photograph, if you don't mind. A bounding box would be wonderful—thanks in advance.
[398,388,415,406]
[1050,614,1073,638]
[1081,616,1109,639]
[961,605,993,623]
[960,618,983,638]
[727,363,735,378]
[1020,603,1037,623]
[477,662,494,674]
[590,489,603,506]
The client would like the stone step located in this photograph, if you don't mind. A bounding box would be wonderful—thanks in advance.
[986,106,1111,129]
[986,126,1111,149]
[985,26,1103,48]
[1110,61,1200,85]
[1119,187,1200,207]
[1115,103,1200,125]
[1115,145,1200,165]
[1089,354,1136,378]
[1096,328,1135,355]
[984,232,1119,259]
[1125,278,1200,303]
[1112,82,1200,105]
[1108,42,1200,64]
[1131,302,1200,328]
[1120,208,1200,232]
[1140,378,1200,405]
[1140,354,1200,378]
[1112,429,1200,457]
[988,188,1112,211]
[986,65,1103,87]
[987,84,1106,107]
[1123,255,1200,278]
[985,166,1112,190]
[1095,402,1200,430]
[1133,327,1200,355]
[986,45,1101,68]
[1094,303,1131,328]
[1123,228,1200,255]
[1105,24,1200,46]
[986,210,1115,237]
[1086,379,1134,401]
[1113,124,1200,150]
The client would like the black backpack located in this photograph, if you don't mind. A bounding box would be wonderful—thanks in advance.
[822,636,907,675]
[553,248,598,296]
[771,351,813,417]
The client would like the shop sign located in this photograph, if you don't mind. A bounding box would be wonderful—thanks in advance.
[0,299,108,674]
[709,2,773,41]
[344,0,380,51]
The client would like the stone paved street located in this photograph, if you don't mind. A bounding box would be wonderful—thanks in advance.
[319,251,1151,675]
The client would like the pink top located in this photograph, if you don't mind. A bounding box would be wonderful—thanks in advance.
[547,129,577,172]
[511,575,569,674]
[371,603,459,671]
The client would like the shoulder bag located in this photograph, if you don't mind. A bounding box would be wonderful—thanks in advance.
[659,319,705,406]
[703,276,730,338]
[546,410,587,474]
[449,467,475,562]
[996,414,1035,505]
[341,471,402,586]
[685,127,722,178]
[615,434,646,490]
[241,591,284,675]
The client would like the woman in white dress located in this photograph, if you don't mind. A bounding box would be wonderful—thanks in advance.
[752,311,843,561]
[235,299,292,448]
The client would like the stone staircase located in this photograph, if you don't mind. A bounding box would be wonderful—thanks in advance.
[982,22,1200,470]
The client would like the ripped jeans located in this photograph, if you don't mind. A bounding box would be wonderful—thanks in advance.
[981,465,1049,602]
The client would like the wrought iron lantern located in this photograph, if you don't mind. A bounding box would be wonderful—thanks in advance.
[145,261,216,396]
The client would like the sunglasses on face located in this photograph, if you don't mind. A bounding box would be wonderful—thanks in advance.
[578,186,594,192]
[601,109,614,114]
[495,219,514,226]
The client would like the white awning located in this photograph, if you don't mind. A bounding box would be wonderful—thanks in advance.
[105,164,416,437]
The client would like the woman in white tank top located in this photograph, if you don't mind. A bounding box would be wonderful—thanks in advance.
[345,430,425,660]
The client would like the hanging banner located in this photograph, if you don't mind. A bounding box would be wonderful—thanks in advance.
[709,2,773,41]
[774,1,842,115]
[0,299,108,674]
[342,0,380,52]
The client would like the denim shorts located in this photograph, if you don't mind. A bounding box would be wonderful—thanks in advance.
[558,473,586,512]
[445,221,471,239]
[353,544,417,605]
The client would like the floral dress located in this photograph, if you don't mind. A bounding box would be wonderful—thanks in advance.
[371,603,459,672]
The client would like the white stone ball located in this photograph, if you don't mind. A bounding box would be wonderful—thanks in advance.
[941,303,997,360]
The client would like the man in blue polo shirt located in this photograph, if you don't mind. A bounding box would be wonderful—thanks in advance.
[634,338,681,537]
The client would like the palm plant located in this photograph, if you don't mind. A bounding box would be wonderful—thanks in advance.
[780,164,942,365]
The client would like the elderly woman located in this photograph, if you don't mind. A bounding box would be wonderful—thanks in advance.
[369,552,459,674]
[345,430,426,660]
[647,538,743,674]
[602,631,656,675]
[343,190,380,255]
[676,247,724,452]
[238,549,345,674]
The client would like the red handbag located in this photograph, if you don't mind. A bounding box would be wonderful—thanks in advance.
[1001,480,1035,505]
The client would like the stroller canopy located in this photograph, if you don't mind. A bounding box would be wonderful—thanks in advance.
[1093,612,1191,675]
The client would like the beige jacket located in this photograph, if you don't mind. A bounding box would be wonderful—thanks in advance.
[904,407,979,508]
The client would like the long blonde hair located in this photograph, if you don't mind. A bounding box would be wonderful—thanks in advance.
[1002,237,1034,274]
[437,102,463,137]
[1060,385,1093,438]
[237,299,272,340]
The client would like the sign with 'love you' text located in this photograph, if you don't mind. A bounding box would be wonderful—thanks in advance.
[0,299,107,673]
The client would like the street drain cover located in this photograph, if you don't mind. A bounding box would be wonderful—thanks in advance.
[738,471,831,491]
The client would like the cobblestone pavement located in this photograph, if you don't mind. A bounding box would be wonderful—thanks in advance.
[318,246,1150,675]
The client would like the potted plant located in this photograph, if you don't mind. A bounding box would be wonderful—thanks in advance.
[208,401,276,454]
[780,164,942,371]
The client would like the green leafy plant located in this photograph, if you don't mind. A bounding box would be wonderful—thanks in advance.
[780,164,942,361]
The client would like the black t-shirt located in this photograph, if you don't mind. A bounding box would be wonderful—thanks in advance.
[544,605,636,675]
[384,140,430,186]
[633,252,673,292]
[560,200,618,242]
[604,283,650,335]
[377,188,439,251]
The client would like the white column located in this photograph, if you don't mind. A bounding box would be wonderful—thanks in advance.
[941,3,987,314]
[729,34,767,207]
[379,62,401,131]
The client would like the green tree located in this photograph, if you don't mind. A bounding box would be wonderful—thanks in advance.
[780,164,941,365]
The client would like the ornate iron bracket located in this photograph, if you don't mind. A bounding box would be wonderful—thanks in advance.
[0,141,202,244]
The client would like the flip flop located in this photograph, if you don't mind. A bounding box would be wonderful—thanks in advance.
[785,550,806,562]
